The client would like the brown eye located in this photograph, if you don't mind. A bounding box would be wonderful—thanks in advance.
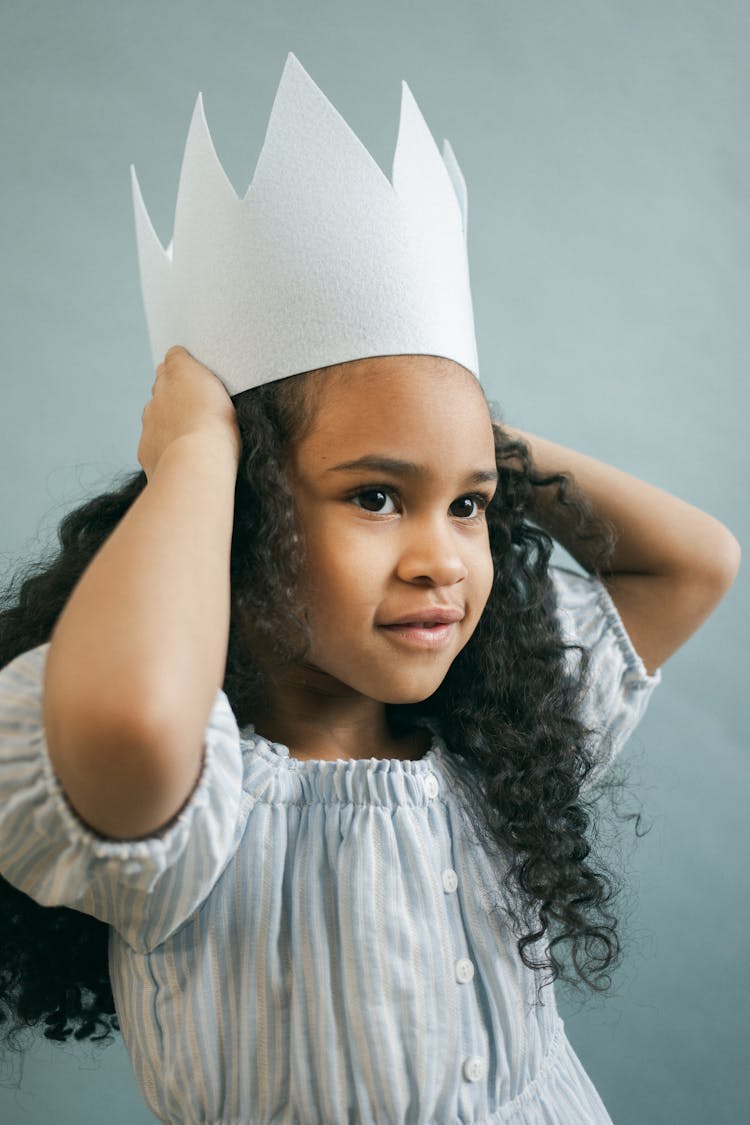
[450,496,481,518]
[352,489,397,513]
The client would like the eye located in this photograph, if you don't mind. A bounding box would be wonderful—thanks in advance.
[449,494,490,518]
[350,488,398,514]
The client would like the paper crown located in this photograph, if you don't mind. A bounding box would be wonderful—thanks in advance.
[130,52,479,396]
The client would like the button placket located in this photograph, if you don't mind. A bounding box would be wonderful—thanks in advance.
[430,780,486,1089]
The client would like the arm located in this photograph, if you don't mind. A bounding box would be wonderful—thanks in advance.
[503,425,741,676]
[42,430,239,840]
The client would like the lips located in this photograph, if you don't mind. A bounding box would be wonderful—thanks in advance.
[380,606,464,627]
[378,614,461,651]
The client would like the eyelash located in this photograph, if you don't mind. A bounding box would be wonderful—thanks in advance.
[347,485,493,519]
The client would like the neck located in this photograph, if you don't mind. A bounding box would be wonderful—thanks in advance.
[250,664,428,762]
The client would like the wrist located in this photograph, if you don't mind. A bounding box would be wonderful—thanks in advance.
[155,428,240,480]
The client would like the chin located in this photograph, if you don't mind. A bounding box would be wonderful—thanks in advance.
[377,678,446,705]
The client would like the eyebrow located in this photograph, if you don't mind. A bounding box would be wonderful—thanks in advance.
[325,455,499,485]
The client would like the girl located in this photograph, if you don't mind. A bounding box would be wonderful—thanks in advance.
[0,52,741,1123]
[0,344,739,1123]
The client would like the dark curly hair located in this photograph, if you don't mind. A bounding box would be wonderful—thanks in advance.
[0,361,622,1067]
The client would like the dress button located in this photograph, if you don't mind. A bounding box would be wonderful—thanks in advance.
[424,773,439,799]
[462,1056,485,1082]
[442,868,458,893]
[455,957,475,983]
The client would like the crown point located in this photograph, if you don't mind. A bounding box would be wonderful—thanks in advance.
[441,138,468,239]
[131,162,168,255]
[189,91,208,131]
[178,88,239,206]
[283,52,305,79]
[400,79,417,107]
[129,163,146,215]
[392,78,447,195]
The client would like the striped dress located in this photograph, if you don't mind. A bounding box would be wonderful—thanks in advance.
[0,566,661,1123]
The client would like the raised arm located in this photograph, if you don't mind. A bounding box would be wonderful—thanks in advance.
[504,426,741,676]
[43,348,240,840]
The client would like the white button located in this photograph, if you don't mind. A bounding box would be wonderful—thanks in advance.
[442,868,458,893]
[462,1055,485,1082]
[424,773,439,799]
[455,957,475,983]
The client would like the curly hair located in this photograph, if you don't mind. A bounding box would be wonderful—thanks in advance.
[0,362,621,1065]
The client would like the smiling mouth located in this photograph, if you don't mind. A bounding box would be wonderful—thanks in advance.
[388,622,449,627]
[379,622,457,648]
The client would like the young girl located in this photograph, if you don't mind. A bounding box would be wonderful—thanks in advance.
[0,344,740,1123]
[0,57,741,1125]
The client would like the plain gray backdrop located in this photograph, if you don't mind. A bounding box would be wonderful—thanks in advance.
[0,1,747,1122]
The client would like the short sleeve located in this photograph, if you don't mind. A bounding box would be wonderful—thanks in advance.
[549,565,662,786]
[0,642,246,953]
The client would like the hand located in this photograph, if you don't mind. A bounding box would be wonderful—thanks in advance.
[138,346,241,481]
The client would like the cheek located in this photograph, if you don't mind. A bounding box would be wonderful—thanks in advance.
[473,539,495,610]
[304,524,385,611]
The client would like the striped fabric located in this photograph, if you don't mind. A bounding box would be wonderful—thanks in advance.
[0,566,660,1123]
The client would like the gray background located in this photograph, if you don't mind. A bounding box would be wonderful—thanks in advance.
[0,1,747,1121]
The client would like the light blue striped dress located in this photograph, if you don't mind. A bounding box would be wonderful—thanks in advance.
[0,566,661,1124]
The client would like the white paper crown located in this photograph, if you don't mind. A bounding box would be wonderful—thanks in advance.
[130,52,479,396]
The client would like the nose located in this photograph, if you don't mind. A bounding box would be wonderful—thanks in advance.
[395,514,469,587]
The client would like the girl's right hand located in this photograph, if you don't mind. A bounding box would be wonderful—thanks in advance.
[138,346,242,481]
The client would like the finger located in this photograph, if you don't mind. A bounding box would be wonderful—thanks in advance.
[164,344,191,365]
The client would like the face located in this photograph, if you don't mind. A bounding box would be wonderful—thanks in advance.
[285,355,498,705]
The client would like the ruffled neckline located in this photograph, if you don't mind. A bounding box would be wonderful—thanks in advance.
[239,722,443,773]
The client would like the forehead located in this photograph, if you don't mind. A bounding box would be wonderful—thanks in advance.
[297,355,494,463]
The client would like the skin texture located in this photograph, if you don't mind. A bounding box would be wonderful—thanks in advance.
[251,354,498,762]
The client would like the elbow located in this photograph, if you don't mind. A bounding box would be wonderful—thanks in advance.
[44,716,201,841]
[43,694,189,841]
[665,524,742,619]
[706,527,742,592]
[671,516,742,592]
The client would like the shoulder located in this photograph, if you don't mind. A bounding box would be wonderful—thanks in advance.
[596,558,739,677]
[547,566,662,784]
[546,562,661,693]
[548,565,658,683]
[0,643,247,951]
